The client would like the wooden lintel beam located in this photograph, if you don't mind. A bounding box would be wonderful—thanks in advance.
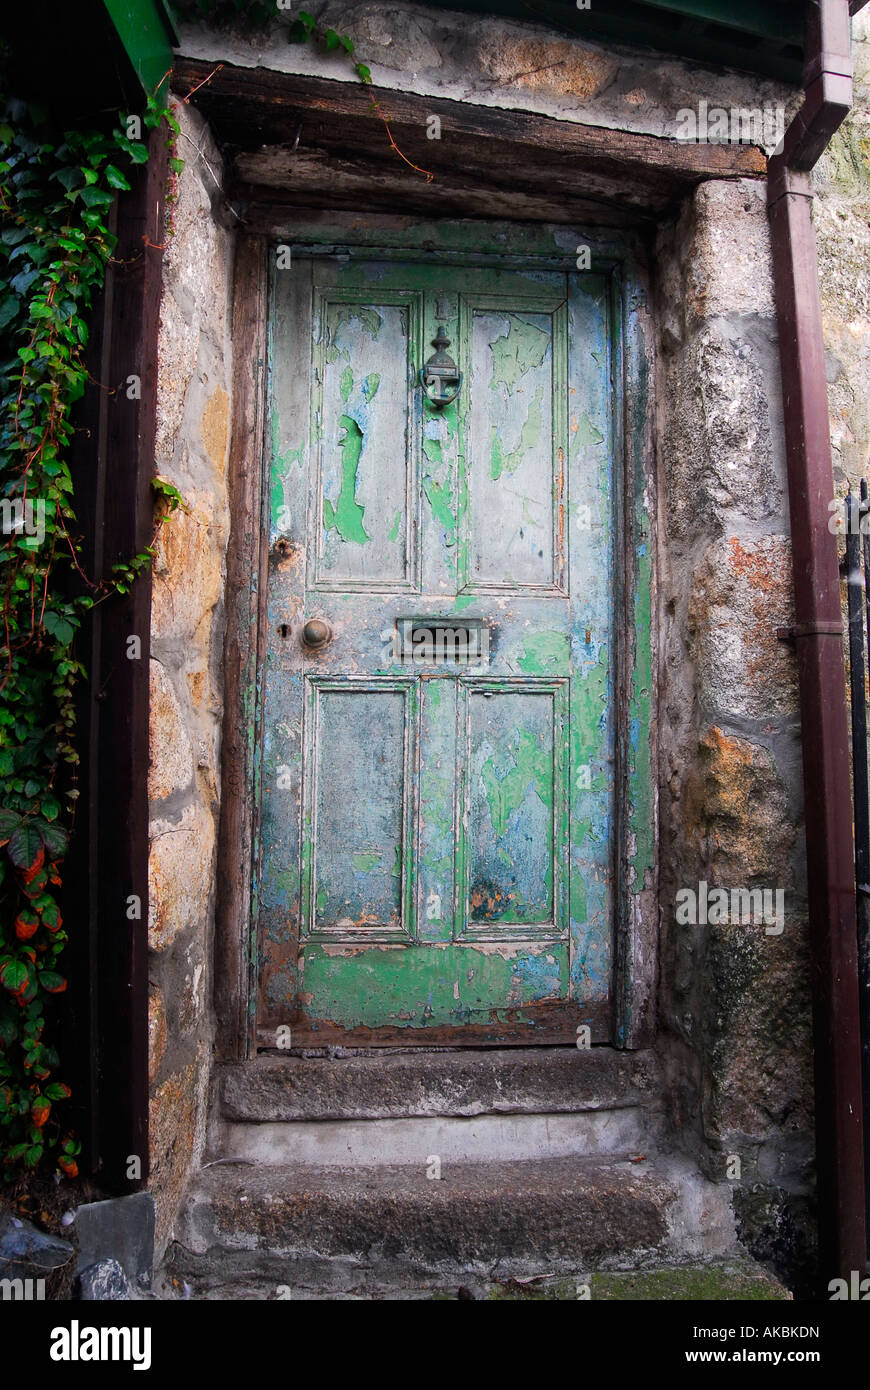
[171,56,767,189]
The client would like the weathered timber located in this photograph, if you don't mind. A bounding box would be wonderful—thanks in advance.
[171,58,767,222]
[214,233,268,1061]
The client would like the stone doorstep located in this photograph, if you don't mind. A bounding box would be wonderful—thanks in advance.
[219,1107,659,1166]
[219,1046,663,1123]
[166,1152,738,1295]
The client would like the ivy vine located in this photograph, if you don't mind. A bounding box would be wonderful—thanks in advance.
[0,0,430,1183]
[0,81,182,1179]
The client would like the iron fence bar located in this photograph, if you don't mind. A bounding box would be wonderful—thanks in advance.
[858,479,870,1264]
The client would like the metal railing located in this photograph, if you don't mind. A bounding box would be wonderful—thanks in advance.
[841,481,870,1265]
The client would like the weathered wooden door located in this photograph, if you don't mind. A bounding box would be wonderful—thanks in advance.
[257,246,616,1047]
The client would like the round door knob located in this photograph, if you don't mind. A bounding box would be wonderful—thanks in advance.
[302,618,331,650]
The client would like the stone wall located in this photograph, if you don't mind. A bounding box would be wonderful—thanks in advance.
[148,100,234,1253]
[176,0,800,150]
[815,13,870,505]
[654,174,815,1290]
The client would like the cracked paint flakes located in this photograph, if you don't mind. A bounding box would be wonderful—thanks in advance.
[300,940,567,1028]
[323,414,370,544]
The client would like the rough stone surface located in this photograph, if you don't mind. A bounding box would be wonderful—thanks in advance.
[164,1151,735,1299]
[220,1048,661,1123]
[688,537,797,721]
[148,984,167,1087]
[176,2,800,147]
[150,483,226,648]
[155,1255,788,1301]
[0,1211,73,1273]
[149,1055,209,1254]
[154,290,199,463]
[148,659,194,802]
[473,34,617,103]
[176,1159,675,1267]
[148,98,233,1255]
[78,1259,133,1301]
[148,800,216,953]
[655,152,812,1295]
[74,1193,155,1293]
[814,13,870,493]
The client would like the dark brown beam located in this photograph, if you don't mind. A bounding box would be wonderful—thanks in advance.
[65,128,167,1184]
[171,57,767,222]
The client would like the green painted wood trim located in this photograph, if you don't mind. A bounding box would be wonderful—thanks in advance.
[101,0,179,100]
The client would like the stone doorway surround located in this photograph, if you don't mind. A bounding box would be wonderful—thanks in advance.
[145,5,838,1295]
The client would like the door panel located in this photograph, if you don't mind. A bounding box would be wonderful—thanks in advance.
[303,678,417,943]
[258,250,616,1046]
[315,291,421,589]
[465,301,565,591]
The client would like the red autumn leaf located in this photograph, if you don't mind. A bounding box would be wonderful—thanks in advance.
[31,1099,50,1128]
[57,1156,78,1178]
[15,912,39,940]
[0,959,28,992]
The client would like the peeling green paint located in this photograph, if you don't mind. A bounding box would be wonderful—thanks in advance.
[518,631,570,674]
[489,393,544,480]
[326,304,383,362]
[481,729,553,838]
[576,412,605,446]
[323,414,370,544]
[301,940,568,1030]
[353,851,382,873]
[259,239,645,1044]
[422,476,456,540]
[489,314,550,391]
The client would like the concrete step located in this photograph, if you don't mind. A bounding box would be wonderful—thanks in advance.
[219,1047,661,1122]
[220,1107,656,1165]
[165,1152,737,1298]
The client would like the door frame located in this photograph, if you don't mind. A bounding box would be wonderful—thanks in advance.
[214,214,656,1061]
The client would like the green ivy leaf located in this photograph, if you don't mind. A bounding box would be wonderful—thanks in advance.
[79,186,113,208]
[0,961,28,993]
[39,821,68,858]
[104,164,131,190]
[288,11,315,41]
[7,824,43,871]
[37,971,66,994]
[41,611,75,645]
